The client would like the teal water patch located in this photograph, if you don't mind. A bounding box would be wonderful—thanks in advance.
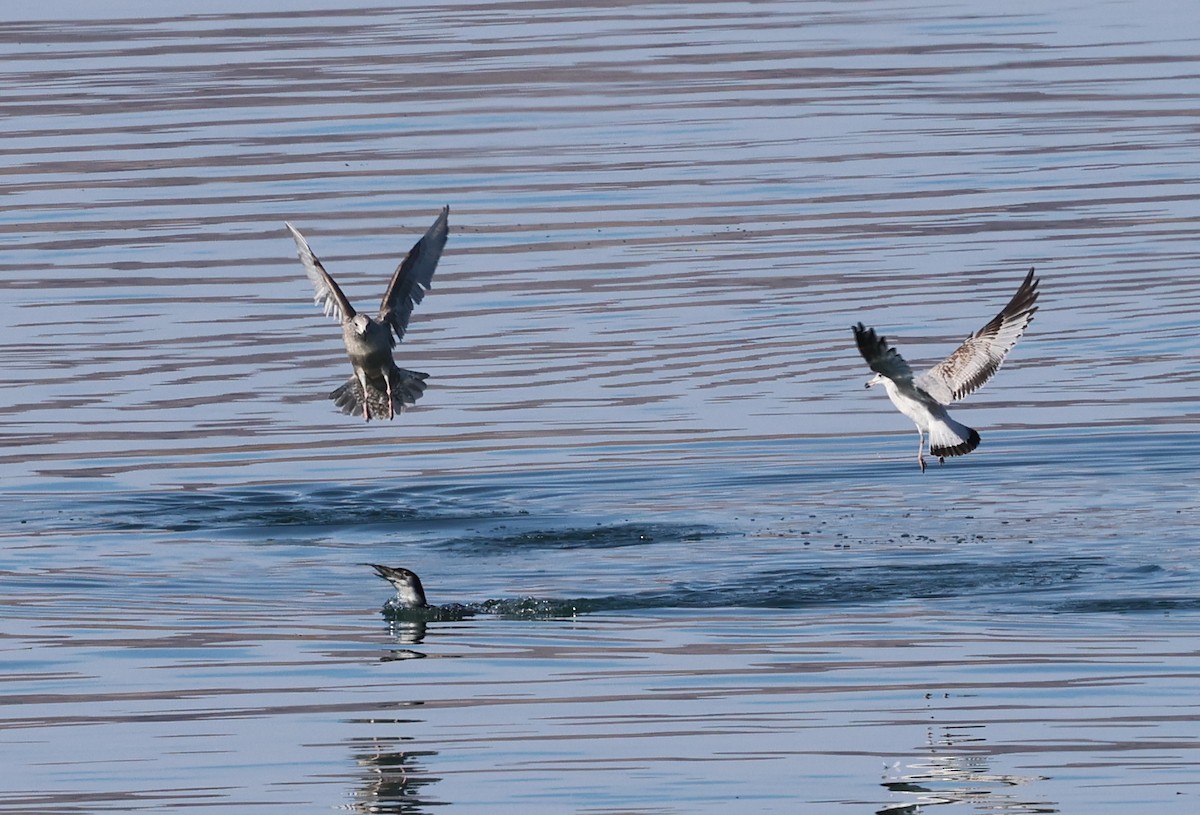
[378,556,1107,621]
[1056,596,1200,614]
[444,522,721,553]
[37,481,538,536]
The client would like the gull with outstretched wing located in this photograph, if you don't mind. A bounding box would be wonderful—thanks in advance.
[853,268,1039,472]
[286,206,449,421]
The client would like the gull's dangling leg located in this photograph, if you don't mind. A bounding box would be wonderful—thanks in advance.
[357,370,372,422]
[384,373,395,420]
[917,429,927,473]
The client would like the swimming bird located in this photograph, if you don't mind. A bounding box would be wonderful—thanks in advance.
[853,267,1039,472]
[285,207,449,421]
[369,564,430,609]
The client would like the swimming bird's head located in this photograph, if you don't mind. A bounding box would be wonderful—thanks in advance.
[351,314,372,335]
[865,372,885,389]
[369,564,429,609]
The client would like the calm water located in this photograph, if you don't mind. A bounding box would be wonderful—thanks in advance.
[2,1,1199,812]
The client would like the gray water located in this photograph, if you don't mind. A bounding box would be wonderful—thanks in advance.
[2,1,1198,812]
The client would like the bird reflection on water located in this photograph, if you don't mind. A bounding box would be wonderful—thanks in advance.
[877,716,1053,814]
[347,737,443,814]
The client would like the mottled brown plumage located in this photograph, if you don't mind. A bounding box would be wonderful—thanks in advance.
[921,268,1040,405]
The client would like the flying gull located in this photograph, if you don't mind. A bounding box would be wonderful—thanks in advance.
[853,267,1039,472]
[286,207,449,421]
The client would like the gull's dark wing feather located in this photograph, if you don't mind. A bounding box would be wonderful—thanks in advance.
[853,322,914,381]
[286,223,355,322]
[378,206,450,345]
[918,268,1039,405]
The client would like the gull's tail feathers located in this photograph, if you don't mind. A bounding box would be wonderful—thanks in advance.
[928,414,980,458]
[330,367,429,420]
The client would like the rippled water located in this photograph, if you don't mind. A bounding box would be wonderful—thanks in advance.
[2,1,1199,813]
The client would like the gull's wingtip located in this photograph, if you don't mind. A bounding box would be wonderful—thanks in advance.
[853,321,883,349]
[1013,265,1041,310]
[1019,266,1040,295]
[284,222,307,244]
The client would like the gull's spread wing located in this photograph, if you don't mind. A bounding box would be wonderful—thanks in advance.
[286,223,355,322]
[853,322,914,382]
[378,206,450,344]
[919,268,1039,405]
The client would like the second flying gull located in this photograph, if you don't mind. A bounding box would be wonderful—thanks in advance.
[286,207,449,421]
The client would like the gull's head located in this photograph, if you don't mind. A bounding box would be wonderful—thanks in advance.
[351,314,372,335]
[865,373,885,389]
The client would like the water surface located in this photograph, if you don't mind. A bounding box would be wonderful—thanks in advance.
[1,1,1198,813]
